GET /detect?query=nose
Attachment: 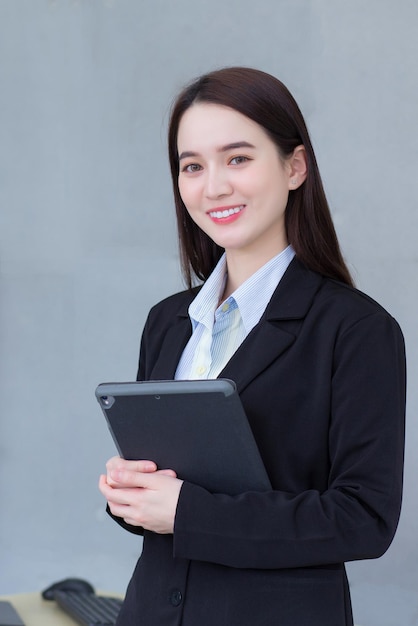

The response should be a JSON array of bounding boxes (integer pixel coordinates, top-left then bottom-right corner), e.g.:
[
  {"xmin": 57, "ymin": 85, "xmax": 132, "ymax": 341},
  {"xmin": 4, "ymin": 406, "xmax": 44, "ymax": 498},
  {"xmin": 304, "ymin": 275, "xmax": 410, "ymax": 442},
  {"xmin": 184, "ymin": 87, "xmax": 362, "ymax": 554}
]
[{"xmin": 204, "ymin": 165, "xmax": 233, "ymax": 199}]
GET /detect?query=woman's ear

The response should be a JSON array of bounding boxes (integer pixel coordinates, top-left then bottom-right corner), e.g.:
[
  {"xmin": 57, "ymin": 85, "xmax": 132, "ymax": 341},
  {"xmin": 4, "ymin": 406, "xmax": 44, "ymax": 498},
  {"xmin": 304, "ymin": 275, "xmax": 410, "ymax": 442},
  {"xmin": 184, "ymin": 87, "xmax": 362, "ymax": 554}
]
[{"xmin": 288, "ymin": 145, "xmax": 307, "ymax": 190}]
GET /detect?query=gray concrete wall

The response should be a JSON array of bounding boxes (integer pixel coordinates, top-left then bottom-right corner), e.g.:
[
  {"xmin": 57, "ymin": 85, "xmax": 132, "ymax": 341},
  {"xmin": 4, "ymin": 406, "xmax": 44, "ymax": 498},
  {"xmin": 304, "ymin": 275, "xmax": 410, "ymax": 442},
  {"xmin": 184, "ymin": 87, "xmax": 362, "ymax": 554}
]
[{"xmin": 1, "ymin": 2, "xmax": 417, "ymax": 624}]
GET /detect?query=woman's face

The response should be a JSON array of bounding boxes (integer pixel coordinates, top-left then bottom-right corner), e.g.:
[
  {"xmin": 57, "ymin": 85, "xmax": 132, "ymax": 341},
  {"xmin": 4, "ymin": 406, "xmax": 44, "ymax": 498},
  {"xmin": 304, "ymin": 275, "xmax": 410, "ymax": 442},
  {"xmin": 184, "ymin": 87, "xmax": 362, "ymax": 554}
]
[{"xmin": 177, "ymin": 103, "xmax": 294, "ymax": 261}]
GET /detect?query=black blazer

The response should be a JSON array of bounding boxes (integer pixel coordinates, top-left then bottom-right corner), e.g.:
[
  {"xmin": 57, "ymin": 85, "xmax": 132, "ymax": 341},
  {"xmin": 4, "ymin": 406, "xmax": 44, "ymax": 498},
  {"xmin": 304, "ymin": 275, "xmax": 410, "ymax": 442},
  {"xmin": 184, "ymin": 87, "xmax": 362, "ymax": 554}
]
[{"xmin": 113, "ymin": 258, "xmax": 406, "ymax": 626}]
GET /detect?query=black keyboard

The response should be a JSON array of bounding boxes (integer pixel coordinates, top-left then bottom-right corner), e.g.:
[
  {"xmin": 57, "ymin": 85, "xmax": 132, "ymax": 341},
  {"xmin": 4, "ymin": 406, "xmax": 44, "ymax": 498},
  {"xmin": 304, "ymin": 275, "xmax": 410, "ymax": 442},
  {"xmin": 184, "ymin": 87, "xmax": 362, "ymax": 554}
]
[{"xmin": 54, "ymin": 591, "xmax": 123, "ymax": 626}]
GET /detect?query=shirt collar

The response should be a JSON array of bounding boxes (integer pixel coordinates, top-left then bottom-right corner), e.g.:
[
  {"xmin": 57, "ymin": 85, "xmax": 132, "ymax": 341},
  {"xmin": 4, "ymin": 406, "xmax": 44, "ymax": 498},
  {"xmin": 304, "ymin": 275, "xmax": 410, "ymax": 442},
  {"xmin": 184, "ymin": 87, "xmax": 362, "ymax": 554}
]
[
  {"xmin": 188, "ymin": 245, "xmax": 295, "ymax": 333},
  {"xmin": 233, "ymin": 245, "xmax": 295, "ymax": 333},
  {"xmin": 188, "ymin": 255, "xmax": 227, "ymax": 331}
]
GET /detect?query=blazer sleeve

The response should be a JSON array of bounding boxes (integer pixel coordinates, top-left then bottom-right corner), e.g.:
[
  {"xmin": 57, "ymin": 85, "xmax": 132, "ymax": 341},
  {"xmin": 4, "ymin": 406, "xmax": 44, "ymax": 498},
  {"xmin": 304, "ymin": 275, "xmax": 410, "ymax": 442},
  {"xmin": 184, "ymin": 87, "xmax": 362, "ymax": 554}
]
[
  {"xmin": 104, "ymin": 311, "xmax": 155, "ymax": 536},
  {"xmin": 105, "ymin": 292, "xmax": 194, "ymax": 535},
  {"xmin": 173, "ymin": 311, "xmax": 406, "ymax": 569}
]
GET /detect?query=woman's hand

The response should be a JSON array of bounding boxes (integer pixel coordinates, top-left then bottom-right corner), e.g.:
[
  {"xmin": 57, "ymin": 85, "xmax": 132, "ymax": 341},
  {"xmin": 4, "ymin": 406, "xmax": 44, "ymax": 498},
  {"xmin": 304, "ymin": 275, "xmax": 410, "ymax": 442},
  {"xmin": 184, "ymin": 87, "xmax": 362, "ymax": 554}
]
[{"xmin": 98, "ymin": 456, "xmax": 183, "ymax": 534}]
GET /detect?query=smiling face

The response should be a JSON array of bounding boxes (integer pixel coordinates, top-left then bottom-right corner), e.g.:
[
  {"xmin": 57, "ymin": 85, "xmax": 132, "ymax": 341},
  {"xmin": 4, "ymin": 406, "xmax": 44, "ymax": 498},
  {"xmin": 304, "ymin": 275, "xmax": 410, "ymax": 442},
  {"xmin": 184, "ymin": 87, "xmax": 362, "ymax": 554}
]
[{"xmin": 177, "ymin": 103, "xmax": 295, "ymax": 265}]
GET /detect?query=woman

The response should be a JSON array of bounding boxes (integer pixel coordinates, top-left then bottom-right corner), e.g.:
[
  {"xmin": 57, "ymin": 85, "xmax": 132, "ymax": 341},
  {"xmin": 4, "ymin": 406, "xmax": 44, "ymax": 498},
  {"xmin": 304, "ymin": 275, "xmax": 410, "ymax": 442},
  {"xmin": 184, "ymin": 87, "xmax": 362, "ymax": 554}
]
[{"xmin": 99, "ymin": 67, "xmax": 406, "ymax": 625}]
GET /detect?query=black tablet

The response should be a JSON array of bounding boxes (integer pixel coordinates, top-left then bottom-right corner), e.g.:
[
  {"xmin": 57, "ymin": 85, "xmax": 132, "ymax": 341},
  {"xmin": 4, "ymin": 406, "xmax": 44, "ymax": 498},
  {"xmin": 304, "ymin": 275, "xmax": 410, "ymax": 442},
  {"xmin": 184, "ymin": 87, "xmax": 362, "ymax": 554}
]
[{"xmin": 95, "ymin": 379, "xmax": 271, "ymax": 495}]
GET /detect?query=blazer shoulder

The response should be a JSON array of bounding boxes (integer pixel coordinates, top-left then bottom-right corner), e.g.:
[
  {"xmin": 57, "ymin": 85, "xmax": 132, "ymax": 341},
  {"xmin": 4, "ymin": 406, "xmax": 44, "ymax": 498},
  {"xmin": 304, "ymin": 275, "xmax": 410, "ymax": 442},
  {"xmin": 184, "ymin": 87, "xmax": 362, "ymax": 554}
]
[
  {"xmin": 146, "ymin": 286, "xmax": 199, "ymax": 325},
  {"xmin": 270, "ymin": 257, "xmax": 401, "ymax": 332},
  {"xmin": 320, "ymin": 275, "xmax": 391, "ymax": 313},
  {"xmin": 317, "ymin": 275, "xmax": 403, "ymax": 334}
]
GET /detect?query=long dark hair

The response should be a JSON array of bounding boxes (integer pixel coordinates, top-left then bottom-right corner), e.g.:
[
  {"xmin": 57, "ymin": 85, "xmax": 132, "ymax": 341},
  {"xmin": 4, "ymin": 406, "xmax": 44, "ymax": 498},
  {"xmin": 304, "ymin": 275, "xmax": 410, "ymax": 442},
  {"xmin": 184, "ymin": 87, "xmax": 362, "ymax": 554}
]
[{"xmin": 168, "ymin": 67, "xmax": 354, "ymax": 288}]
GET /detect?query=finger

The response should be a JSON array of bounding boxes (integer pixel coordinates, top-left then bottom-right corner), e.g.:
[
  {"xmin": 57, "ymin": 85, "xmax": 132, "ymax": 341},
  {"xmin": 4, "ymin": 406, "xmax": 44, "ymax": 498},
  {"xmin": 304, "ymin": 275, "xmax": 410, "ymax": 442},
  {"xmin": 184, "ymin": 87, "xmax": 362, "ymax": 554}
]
[
  {"xmin": 109, "ymin": 468, "xmax": 169, "ymax": 489},
  {"xmin": 99, "ymin": 476, "xmax": 139, "ymax": 506},
  {"xmin": 98, "ymin": 474, "xmax": 113, "ymax": 498},
  {"xmin": 106, "ymin": 457, "xmax": 157, "ymax": 474},
  {"xmin": 108, "ymin": 500, "xmax": 132, "ymax": 521},
  {"xmin": 98, "ymin": 474, "xmax": 105, "ymax": 491},
  {"xmin": 131, "ymin": 459, "xmax": 158, "ymax": 472},
  {"xmin": 105, "ymin": 455, "xmax": 121, "ymax": 469},
  {"xmin": 108, "ymin": 468, "xmax": 147, "ymax": 487},
  {"xmin": 105, "ymin": 486, "xmax": 137, "ymax": 506},
  {"xmin": 106, "ymin": 459, "xmax": 158, "ymax": 487},
  {"xmin": 157, "ymin": 469, "xmax": 177, "ymax": 478}
]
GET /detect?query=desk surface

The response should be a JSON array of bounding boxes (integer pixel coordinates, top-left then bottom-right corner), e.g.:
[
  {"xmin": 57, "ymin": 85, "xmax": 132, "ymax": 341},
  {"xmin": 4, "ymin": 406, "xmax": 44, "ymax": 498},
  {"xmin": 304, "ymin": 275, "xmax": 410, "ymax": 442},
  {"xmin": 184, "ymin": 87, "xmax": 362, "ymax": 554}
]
[{"xmin": 0, "ymin": 592, "xmax": 122, "ymax": 626}]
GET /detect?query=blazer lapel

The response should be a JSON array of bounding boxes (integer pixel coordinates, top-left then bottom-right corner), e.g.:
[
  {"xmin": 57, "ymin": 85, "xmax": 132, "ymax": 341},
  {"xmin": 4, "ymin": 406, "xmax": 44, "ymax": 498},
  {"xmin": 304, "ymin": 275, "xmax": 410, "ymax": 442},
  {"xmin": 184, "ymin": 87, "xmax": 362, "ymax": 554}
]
[
  {"xmin": 220, "ymin": 259, "xmax": 324, "ymax": 394},
  {"xmin": 149, "ymin": 308, "xmax": 193, "ymax": 381},
  {"xmin": 220, "ymin": 323, "xmax": 296, "ymax": 394},
  {"xmin": 148, "ymin": 259, "xmax": 323, "ymax": 389}
]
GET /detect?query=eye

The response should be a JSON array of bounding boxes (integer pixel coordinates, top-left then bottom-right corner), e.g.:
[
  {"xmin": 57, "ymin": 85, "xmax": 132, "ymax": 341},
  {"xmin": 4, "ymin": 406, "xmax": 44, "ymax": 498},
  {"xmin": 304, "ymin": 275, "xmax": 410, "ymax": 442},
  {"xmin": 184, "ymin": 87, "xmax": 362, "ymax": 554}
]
[
  {"xmin": 229, "ymin": 156, "xmax": 250, "ymax": 165},
  {"xmin": 182, "ymin": 163, "xmax": 202, "ymax": 173}
]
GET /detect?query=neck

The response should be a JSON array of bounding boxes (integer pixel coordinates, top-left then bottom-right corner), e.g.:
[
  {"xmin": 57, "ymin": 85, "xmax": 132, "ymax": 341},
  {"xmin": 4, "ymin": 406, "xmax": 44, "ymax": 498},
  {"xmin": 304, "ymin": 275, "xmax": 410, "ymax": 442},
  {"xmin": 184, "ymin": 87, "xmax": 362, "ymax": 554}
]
[{"xmin": 222, "ymin": 242, "xmax": 288, "ymax": 299}]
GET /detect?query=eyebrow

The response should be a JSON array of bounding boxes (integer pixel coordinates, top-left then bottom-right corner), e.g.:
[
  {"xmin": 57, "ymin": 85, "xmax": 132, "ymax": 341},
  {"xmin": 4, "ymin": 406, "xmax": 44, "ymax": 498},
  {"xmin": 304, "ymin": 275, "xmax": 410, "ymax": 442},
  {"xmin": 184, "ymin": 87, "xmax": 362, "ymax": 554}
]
[{"xmin": 178, "ymin": 141, "xmax": 256, "ymax": 161}]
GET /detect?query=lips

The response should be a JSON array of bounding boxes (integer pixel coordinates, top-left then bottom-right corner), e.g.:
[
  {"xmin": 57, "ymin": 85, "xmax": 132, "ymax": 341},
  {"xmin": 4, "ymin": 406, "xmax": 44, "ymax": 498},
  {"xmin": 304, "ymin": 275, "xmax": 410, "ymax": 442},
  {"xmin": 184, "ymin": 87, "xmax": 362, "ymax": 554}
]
[{"xmin": 208, "ymin": 205, "xmax": 245, "ymax": 221}]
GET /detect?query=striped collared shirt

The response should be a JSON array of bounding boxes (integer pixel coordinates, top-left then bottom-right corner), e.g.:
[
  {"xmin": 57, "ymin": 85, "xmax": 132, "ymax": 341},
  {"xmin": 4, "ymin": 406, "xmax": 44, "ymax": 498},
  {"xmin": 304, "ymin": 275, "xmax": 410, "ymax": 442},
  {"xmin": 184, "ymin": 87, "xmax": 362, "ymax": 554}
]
[{"xmin": 175, "ymin": 245, "xmax": 295, "ymax": 380}]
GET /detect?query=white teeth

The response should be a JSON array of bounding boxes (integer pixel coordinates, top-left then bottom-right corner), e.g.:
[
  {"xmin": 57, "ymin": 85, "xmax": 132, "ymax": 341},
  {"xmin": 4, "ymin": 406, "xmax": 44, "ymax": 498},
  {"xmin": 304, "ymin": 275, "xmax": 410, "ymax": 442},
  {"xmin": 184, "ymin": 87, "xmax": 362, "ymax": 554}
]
[{"xmin": 209, "ymin": 205, "xmax": 244, "ymax": 219}]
